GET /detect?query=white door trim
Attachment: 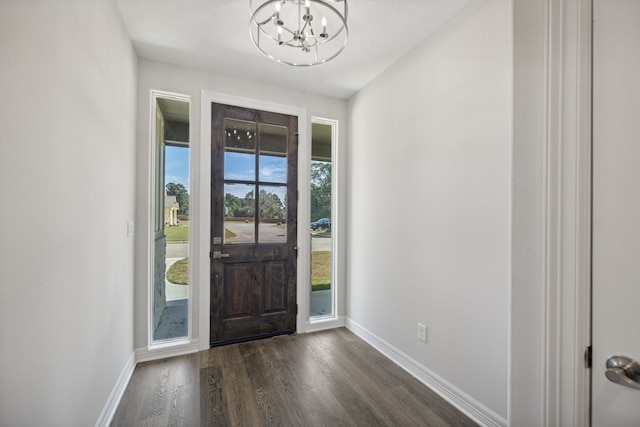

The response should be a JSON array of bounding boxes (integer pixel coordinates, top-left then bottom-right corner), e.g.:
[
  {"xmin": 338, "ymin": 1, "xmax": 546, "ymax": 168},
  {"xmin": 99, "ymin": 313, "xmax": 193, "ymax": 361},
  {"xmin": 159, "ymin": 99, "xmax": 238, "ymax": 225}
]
[
  {"xmin": 512, "ymin": 0, "xmax": 592, "ymax": 424},
  {"xmin": 199, "ymin": 90, "xmax": 308, "ymax": 350},
  {"xmin": 306, "ymin": 116, "xmax": 343, "ymax": 330},
  {"xmin": 544, "ymin": 0, "xmax": 592, "ymax": 425},
  {"xmin": 146, "ymin": 89, "xmax": 195, "ymax": 351}
]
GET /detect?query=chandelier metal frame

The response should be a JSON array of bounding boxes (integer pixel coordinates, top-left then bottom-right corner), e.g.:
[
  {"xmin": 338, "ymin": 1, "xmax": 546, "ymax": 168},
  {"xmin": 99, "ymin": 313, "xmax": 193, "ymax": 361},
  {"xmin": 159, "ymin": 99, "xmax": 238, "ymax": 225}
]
[{"xmin": 249, "ymin": 0, "xmax": 349, "ymax": 67}]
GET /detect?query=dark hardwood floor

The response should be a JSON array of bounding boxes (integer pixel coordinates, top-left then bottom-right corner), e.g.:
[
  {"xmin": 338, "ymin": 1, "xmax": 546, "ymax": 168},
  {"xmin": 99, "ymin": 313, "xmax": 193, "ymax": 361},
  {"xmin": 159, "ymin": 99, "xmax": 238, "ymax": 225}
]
[{"xmin": 111, "ymin": 328, "xmax": 478, "ymax": 426}]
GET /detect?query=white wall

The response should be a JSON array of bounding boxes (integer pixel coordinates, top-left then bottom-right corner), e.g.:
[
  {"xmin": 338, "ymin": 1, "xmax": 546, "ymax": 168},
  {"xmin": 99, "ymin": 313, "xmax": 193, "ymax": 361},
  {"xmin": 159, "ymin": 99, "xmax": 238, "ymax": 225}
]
[
  {"xmin": 134, "ymin": 59, "xmax": 348, "ymax": 349},
  {"xmin": 0, "ymin": 1, "xmax": 137, "ymax": 425},
  {"xmin": 347, "ymin": 0, "xmax": 511, "ymax": 420}
]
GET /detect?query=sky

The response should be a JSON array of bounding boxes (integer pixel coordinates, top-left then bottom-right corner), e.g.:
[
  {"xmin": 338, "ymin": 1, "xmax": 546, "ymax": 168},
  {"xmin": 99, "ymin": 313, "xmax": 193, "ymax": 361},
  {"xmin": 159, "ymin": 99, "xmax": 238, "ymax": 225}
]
[
  {"xmin": 165, "ymin": 146, "xmax": 189, "ymax": 191},
  {"xmin": 224, "ymin": 152, "xmax": 288, "ymax": 202},
  {"xmin": 164, "ymin": 146, "xmax": 288, "ymax": 202}
]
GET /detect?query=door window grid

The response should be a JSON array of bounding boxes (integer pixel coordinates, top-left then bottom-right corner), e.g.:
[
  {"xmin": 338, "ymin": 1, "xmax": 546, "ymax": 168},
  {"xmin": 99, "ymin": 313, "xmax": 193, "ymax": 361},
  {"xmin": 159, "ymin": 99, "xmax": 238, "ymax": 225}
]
[{"xmin": 223, "ymin": 119, "xmax": 288, "ymax": 245}]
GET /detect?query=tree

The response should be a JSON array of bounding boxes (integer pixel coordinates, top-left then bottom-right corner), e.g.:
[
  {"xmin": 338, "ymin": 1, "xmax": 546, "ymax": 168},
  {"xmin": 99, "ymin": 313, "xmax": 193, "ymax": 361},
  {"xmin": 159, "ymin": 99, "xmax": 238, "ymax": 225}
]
[
  {"xmin": 224, "ymin": 189, "xmax": 284, "ymax": 220},
  {"xmin": 311, "ymin": 161, "xmax": 331, "ymax": 221},
  {"xmin": 224, "ymin": 191, "xmax": 254, "ymax": 218},
  {"xmin": 166, "ymin": 182, "xmax": 189, "ymax": 216},
  {"xmin": 259, "ymin": 190, "xmax": 285, "ymax": 219},
  {"xmin": 242, "ymin": 190, "xmax": 255, "ymax": 217},
  {"xmin": 224, "ymin": 193, "xmax": 241, "ymax": 217}
]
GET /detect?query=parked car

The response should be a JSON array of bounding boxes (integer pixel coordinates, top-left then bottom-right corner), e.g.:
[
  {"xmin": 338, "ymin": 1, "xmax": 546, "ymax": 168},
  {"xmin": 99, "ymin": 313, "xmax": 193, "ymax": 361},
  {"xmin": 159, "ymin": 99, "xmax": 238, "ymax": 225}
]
[{"xmin": 311, "ymin": 218, "xmax": 331, "ymax": 230}]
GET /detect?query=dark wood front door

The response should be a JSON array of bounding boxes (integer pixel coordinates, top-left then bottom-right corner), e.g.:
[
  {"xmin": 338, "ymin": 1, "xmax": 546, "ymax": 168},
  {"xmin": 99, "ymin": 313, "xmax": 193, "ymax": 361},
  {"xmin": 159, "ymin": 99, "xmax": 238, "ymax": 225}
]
[{"xmin": 210, "ymin": 103, "xmax": 298, "ymax": 346}]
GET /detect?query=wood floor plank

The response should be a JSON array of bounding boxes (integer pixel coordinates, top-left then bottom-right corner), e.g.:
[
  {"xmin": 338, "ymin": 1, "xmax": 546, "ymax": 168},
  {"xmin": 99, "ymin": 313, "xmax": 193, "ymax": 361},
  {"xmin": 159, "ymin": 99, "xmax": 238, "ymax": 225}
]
[
  {"xmin": 218, "ymin": 344, "xmax": 262, "ymax": 427},
  {"xmin": 111, "ymin": 328, "xmax": 479, "ymax": 427},
  {"xmin": 312, "ymin": 329, "xmax": 479, "ymax": 426},
  {"xmin": 391, "ymin": 384, "xmax": 457, "ymax": 427},
  {"xmin": 309, "ymin": 333, "xmax": 421, "ymax": 425},
  {"xmin": 200, "ymin": 365, "xmax": 229, "ymax": 426},
  {"xmin": 280, "ymin": 334, "xmax": 357, "ymax": 427},
  {"xmin": 296, "ymin": 333, "xmax": 392, "ymax": 426},
  {"xmin": 263, "ymin": 335, "xmax": 334, "ymax": 426},
  {"xmin": 111, "ymin": 361, "xmax": 170, "ymax": 427},
  {"xmin": 242, "ymin": 340, "xmax": 294, "ymax": 426},
  {"xmin": 258, "ymin": 337, "xmax": 309, "ymax": 426},
  {"xmin": 166, "ymin": 385, "xmax": 182, "ymax": 427}
]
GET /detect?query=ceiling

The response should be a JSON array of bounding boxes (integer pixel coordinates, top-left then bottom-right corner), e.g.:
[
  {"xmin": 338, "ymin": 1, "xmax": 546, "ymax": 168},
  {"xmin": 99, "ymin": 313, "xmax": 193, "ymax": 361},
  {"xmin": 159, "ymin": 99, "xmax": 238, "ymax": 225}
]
[
  {"xmin": 157, "ymin": 97, "xmax": 189, "ymax": 123},
  {"xmin": 116, "ymin": 0, "xmax": 473, "ymax": 99}
]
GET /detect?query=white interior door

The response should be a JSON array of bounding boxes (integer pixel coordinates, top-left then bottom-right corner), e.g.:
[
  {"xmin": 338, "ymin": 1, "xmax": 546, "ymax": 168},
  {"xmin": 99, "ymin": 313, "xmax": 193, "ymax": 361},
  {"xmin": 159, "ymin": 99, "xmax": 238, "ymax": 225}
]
[{"xmin": 592, "ymin": 1, "xmax": 640, "ymax": 425}]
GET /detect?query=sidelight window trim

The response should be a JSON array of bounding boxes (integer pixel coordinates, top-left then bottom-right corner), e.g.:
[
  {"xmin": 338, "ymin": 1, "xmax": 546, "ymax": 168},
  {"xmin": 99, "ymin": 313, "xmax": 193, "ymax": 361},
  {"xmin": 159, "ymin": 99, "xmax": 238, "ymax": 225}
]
[
  {"xmin": 307, "ymin": 116, "xmax": 341, "ymax": 329},
  {"xmin": 147, "ymin": 89, "xmax": 195, "ymax": 352}
]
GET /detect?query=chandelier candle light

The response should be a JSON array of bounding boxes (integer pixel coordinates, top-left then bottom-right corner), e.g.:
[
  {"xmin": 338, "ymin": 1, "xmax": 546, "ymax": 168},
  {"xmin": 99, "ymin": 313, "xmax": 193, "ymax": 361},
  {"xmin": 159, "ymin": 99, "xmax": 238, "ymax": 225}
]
[{"xmin": 250, "ymin": 0, "xmax": 348, "ymax": 66}]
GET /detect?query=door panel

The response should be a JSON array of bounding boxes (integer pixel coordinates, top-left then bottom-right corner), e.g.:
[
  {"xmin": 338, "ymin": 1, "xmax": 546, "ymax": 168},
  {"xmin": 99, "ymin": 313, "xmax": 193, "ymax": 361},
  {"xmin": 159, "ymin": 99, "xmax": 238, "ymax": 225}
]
[
  {"xmin": 592, "ymin": 1, "xmax": 640, "ymax": 425},
  {"xmin": 222, "ymin": 263, "xmax": 254, "ymax": 318},
  {"xmin": 263, "ymin": 261, "xmax": 287, "ymax": 312},
  {"xmin": 210, "ymin": 103, "xmax": 298, "ymax": 346}
]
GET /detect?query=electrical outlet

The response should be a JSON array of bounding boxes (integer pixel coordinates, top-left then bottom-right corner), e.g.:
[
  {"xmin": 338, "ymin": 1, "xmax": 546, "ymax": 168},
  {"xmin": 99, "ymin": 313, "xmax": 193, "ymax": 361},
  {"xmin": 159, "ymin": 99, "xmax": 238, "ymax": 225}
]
[{"xmin": 418, "ymin": 323, "xmax": 427, "ymax": 342}]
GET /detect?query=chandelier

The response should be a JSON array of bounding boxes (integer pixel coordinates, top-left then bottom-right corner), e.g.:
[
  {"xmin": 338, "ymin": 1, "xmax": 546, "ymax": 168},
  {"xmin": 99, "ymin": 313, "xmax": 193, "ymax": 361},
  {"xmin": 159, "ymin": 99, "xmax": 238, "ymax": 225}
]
[{"xmin": 249, "ymin": 0, "xmax": 349, "ymax": 67}]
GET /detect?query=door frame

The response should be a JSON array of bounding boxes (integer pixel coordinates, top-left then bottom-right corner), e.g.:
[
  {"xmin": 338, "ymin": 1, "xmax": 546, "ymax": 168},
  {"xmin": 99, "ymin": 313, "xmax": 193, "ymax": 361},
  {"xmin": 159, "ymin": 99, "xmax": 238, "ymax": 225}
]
[
  {"xmin": 512, "ymin": 0, "xmax": 592, "ymax": 424},
  {"xmin": 199, "ymin": 91, "xmax": 309, "ymax": 350}
]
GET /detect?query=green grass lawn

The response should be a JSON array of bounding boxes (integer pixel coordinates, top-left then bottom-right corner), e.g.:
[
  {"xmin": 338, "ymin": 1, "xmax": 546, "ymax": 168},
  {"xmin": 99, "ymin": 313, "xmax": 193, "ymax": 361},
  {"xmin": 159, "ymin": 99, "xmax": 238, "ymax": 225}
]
[
  {"xmin": 165, "ymin": 225, "xmax": 189, "ymax": 242},
  {"xmin": 225, "ymin": 228, "xmax": 236, "ymax": 239},
  {"xmin": 165, "ymin": 225, "xmax": 234, "ymax": 242},
  {"xmin": 166, "ymin": 257, "xmax": 189, "ymax": 285},
  {"xmin": 311, "ymin": 251, "xmax": 331, "ymax": 291}
]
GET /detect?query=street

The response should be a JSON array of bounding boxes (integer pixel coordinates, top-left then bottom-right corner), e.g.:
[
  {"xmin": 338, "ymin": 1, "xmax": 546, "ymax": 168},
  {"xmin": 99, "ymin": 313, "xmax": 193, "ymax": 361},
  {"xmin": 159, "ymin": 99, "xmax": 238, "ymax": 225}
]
[{"xmin": 165, "ymin": 228, "xmax": 331, "ymax": 254}]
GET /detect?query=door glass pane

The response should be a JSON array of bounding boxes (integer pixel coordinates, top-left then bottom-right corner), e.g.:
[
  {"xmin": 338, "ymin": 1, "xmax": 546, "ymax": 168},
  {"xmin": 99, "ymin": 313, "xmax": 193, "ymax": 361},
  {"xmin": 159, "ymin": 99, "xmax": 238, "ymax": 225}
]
[
  {"xmin": 225, "ymin": 119, "xmax": 256, "ymax": 181},
  {"xmin": 258, "ymin": 185, "xmax": 287, "ymax": 243},
  {"xmin": 259, "ymin": 123, "xmax": 287, "ymax": 183},
  {"xmin": 224, "ymin": 184, "xmax": 256, "ymax": 244},
  {"xmin": 310, "ymin": 122, "xmax": 333, "ymax": 318},
  {"xmin": 222, "ymin": 120, "xmax": 290, "ymax": 245}
]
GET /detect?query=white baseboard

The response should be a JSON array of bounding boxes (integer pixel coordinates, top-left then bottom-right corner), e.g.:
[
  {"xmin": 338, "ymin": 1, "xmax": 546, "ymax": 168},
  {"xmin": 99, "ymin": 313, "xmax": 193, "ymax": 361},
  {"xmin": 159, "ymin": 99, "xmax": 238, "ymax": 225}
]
[
  {"xmin": 135, "ymin": 339, "xmax": 200, "ymax": 363},
  {"xmin": 95, "ymin": 351, "xmax": 136, "ymax": 427},
  {"xmin": 304, "ymin": 315, "xmax": 346, "ymax": 333},
  {"xmin": 345, "ymin": 318, "xmax": 507, "ymax": 427}
]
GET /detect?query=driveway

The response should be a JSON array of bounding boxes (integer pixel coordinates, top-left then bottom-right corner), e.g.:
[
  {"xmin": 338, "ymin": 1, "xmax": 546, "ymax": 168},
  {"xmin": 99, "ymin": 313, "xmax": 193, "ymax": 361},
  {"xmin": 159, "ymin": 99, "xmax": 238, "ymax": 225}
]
[
  {"xmin": 166, "ymin": 241, "xmax": 188, "ymax": 258},
  {"xmin": 166, "ymin": 229, "xmax": 331, "ymax": 252},
  {"xmin": 312, "ymin": 235, "xmax": 332, "ymax": 252}
]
